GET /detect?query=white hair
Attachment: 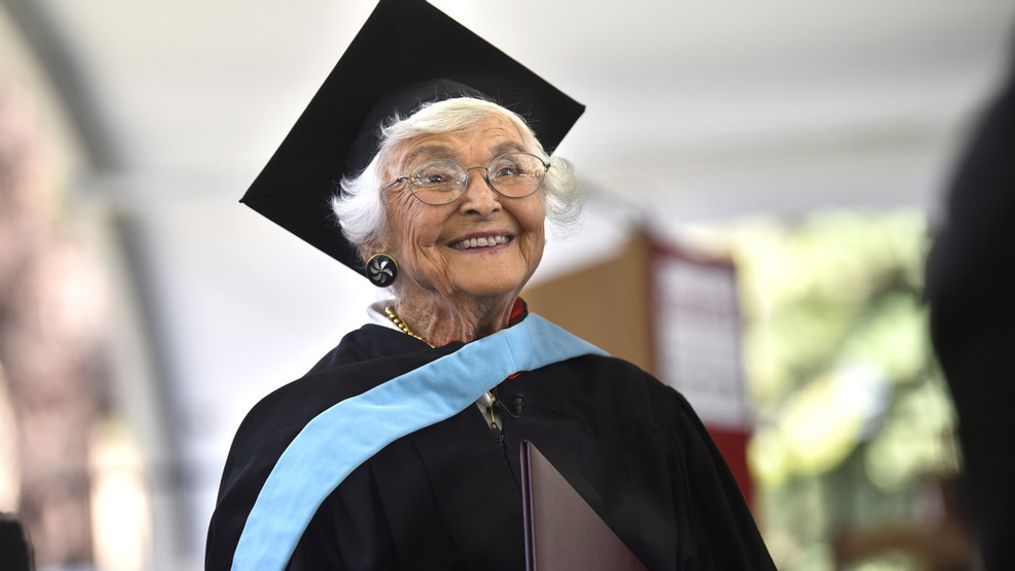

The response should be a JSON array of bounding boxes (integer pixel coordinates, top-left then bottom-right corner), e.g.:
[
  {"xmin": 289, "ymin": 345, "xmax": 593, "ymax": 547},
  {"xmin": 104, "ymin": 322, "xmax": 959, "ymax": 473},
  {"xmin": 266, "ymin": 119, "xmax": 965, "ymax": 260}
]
[{"xmin": 332, "ymin": 97, "xmax": 582, "ymax": 252}]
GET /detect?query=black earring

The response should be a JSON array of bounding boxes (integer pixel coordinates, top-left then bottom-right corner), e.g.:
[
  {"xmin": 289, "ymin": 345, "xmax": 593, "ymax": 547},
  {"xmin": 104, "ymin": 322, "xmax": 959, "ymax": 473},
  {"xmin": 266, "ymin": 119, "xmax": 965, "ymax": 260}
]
[{"xmin": 365, "ymin": 253, "xmax": 398, "ymax": 287}]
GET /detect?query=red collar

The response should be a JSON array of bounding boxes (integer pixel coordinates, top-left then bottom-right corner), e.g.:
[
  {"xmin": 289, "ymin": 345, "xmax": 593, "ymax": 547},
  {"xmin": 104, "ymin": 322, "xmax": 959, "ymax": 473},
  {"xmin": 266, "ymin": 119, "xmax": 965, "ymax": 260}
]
[
  {"xmin": 438, "ymin": 298, "xmax": 528, "ymax": 347},
  {"xmin": 507, "ymin": 297, "xmax": 528, "ymax": 327}
]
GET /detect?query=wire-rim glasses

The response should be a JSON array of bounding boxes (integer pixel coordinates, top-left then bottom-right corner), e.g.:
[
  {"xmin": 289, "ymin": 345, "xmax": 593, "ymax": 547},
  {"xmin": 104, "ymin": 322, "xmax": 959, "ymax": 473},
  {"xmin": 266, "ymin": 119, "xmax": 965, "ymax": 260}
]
[{"xmin": 382, "ymin": 152, "xmax": 551, "ymax": 205}]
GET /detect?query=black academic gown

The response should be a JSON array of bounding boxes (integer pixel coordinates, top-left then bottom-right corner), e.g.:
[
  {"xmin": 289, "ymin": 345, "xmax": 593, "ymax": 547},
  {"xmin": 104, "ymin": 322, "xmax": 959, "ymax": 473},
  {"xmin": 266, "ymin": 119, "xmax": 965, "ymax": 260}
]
[{"xmin": 206, "ymin": 321, "xmax": 775, "ymax": 570}]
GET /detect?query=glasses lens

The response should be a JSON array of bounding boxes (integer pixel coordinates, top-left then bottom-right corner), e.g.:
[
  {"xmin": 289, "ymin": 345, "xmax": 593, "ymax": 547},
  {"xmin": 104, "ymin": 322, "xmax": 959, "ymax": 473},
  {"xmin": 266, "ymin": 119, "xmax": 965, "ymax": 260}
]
[
  {"xmin": 487, "ymin": 153, "xmax": 547, "ymax": 197},
  {"xmin": 408, "ymin": 160, "xmax": 467, "ymax": 204}
]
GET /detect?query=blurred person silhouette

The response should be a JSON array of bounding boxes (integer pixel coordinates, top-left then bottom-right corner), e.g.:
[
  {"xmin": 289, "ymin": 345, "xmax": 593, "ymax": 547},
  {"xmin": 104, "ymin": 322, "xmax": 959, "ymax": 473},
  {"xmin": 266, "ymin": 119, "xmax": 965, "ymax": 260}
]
[
  {"xmin": 0, "ymin": 514, "xmax": 33, "ymax": 571},
  {"xmin": 926, "ymin": 31, "xmax": 1015, "ymax": 571}
]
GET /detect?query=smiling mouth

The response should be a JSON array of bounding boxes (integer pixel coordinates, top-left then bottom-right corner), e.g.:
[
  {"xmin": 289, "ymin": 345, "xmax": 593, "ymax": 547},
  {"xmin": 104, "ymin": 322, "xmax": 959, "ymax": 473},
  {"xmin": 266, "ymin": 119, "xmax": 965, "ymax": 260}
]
[{"xmin": 448, "ymin": 234, "xmax": 513, "ymax": 251}]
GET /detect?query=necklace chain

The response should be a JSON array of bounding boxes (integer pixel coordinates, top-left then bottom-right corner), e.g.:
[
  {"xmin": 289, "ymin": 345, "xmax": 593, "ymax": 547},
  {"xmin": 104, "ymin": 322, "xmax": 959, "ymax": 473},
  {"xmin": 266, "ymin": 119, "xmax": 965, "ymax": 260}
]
[
  {"xmin": 384, "ymin": 306, "xmax": 435, "ymax": 348},
  {"xmin": 384, "ymin": 305, "xmax": 501, "ymax": 431}
]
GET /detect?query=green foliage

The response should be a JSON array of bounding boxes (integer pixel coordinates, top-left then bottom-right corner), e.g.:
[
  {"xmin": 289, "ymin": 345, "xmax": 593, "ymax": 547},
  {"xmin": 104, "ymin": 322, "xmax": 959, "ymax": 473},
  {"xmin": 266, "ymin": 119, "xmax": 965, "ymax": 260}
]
[{"xmin": 693, "ymin": 211, "xmax": 958, "ymax": 570}]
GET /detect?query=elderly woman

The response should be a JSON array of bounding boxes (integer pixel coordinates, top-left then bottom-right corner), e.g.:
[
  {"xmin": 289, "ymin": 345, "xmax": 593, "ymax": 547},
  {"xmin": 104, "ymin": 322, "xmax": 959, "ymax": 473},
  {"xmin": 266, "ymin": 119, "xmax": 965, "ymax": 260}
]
[
  {"xmin": 206, "ymin": 1, "xmax": 774, "ymax": 570},
  {"xmin": 338, "ymin": 98, "xmax": 576, "ymax": 343}
]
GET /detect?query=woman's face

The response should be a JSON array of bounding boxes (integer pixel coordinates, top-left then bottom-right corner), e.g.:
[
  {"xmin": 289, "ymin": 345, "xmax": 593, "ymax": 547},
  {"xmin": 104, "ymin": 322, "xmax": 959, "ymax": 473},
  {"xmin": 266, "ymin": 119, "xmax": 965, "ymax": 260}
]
[{"xmin": 379, "ymin": 113, "xmax": 546, "ymax": 301}]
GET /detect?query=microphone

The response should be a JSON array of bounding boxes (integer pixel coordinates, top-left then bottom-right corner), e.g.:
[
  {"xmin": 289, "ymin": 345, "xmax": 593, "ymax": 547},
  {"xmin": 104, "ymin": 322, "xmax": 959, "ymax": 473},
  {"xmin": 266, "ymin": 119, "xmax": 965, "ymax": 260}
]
[
  {"xmin": 496, "ymin": 393, "xmax": 525, "ymax": 418},
  {"xmin": 511, "ymin": 394, "xmax": 525, "ymax": 417}
]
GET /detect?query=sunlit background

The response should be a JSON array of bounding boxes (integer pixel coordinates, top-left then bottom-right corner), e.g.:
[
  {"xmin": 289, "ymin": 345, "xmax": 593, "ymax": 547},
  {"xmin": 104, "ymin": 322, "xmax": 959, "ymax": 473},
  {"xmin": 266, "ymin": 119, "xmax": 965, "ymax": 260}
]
[{"xmin": 1, "ymin": 1, "xmax": 1012, "ymax": 569}]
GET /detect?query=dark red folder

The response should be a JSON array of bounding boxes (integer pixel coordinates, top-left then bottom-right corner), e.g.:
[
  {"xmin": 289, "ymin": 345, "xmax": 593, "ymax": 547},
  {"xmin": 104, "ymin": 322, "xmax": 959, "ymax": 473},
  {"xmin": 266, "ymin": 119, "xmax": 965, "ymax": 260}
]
[{"xmin": 520, "ymin": 441, "xmax": 649, "ymax": 571}]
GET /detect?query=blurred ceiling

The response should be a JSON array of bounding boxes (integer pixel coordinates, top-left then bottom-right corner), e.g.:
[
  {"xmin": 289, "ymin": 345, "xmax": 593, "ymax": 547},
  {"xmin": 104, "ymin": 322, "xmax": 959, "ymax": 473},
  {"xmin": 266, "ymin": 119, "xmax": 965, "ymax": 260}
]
[{"xmin": 6, "ymin": 0, "xmax": 1014, "ymax": 208}]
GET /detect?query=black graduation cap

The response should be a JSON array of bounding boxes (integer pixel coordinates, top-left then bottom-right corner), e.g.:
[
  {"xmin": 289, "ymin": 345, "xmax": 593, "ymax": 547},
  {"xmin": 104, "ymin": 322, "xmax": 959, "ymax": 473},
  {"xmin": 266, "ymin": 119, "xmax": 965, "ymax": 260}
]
[{"xmin": 240, "ymin": 0, "xmax": 585, "ymax": 276}]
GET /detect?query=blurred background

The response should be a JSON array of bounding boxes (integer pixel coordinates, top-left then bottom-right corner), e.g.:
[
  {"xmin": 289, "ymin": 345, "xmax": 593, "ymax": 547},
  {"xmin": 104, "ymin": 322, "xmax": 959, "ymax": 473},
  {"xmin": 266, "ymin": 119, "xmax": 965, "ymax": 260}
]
[{"xmin": 1, "ymin": 0, "xmax": 1012, "ymax": 569}]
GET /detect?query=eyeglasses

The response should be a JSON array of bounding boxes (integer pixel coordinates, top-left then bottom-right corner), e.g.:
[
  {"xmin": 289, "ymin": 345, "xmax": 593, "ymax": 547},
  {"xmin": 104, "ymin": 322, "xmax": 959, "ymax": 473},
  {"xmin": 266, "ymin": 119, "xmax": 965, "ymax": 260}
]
[{"xmin": 382, "ymin": 152, "xmax": 551, "ymax": 205}]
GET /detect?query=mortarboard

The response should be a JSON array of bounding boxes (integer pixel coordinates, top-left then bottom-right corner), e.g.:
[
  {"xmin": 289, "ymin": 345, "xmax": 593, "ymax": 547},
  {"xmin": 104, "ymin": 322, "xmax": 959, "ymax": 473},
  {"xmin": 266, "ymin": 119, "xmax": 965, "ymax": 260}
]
[{"xmin": 240, "ymin": 0, "xmax": 585, "ymax": 277}]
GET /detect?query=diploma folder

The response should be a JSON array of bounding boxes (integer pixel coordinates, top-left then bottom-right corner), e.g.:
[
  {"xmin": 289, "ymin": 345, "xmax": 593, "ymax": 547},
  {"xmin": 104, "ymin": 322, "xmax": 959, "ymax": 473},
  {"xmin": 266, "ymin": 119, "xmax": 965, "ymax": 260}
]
[{"xmin": 520, "ymin": 441, "xmax": 649, "ymax": 571}]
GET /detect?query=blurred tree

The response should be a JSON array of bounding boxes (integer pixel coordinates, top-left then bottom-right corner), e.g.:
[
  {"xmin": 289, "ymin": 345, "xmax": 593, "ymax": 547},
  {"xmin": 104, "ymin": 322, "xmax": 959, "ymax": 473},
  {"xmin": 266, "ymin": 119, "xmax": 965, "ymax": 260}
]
[{"xmin": 694, "ymin": 212, "xmax": 966, "ymax": 570}]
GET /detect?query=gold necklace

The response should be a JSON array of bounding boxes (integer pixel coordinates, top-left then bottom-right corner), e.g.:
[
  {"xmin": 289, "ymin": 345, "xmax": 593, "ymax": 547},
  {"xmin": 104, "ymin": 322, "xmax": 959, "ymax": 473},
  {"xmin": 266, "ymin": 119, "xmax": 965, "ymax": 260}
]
[
  {"xmin": 384, "ymin": 305, "xmax": 501, "ymax": 431},
  {"xmin": 384, "ymin": 306, "xmax": 435, "ymax": 348}
]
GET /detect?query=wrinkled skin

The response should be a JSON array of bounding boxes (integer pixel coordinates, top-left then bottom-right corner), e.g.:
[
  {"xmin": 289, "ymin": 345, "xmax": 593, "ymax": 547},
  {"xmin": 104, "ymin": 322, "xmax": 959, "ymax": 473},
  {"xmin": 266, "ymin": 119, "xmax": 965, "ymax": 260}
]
[{"xmin": 367, "ymin": 113, "xmax": 546, "ymax": 344}]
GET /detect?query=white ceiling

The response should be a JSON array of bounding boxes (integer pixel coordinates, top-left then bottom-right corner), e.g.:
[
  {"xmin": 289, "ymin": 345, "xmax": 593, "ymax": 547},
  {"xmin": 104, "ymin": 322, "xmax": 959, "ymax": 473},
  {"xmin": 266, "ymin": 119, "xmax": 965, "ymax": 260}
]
[
  {"xmin": 19, "ymin": 0, "xmax": 1011, "ymax": 282},
  {"xmin": 27, "ymin": 0, "xmax": 1015, "ymax": 201}
]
